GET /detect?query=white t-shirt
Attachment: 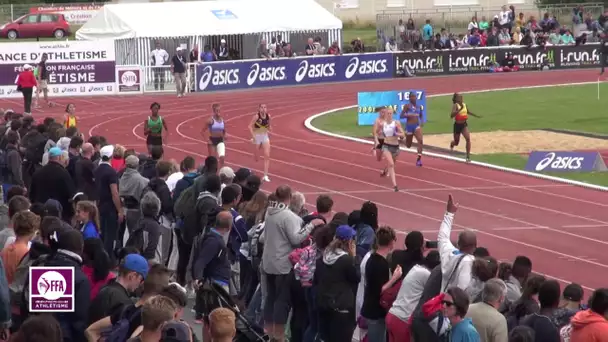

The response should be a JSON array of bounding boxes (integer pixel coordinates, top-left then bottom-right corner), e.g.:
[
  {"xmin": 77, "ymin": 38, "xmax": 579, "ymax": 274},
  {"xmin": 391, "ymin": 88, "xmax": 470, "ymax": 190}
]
[
  {"xmin": 151, "ymin": 48, "xmax": 169, "ymax": 66},
  {"xmin": 499, "ymin": 11, "xmax": 510, "ymax": 25},
  {"xmin": 389, "ymin": 264, "xmax": 432, "ymax": 321},
  {"xmin": 166, "ymin": 172, "xmax": 184, "ymax": 192}
]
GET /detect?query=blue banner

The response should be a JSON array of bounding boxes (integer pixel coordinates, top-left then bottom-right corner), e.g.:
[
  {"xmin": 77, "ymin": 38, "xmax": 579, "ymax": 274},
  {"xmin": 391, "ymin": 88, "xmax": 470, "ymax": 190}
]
[
  {"xmin": 196, "ymin": 53, "xmax": 394, "ymax": 92},
  {"xmin": 357, "ymin": 90, "xmax": 427, "ymax": 125},
  {"xmin": 525, "ymin": 151, "xmax": 607, "ymax": 172}
]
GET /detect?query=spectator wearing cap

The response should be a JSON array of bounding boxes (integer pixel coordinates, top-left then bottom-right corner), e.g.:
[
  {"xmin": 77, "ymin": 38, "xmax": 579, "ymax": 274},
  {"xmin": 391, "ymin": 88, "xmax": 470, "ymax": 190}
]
[
  {"xmin": 86, "ymin": 263, "xmax": 171, "ymax": 340},
  {"xmin": 16, "ymin": 64, "xmax": 37, "ymax": 114},
  {"xmin": 219, "ymin": 166, "xmax": 235, "ymax": 188},
  {"xmin": 20, "ymin": 229, "xmax": 91, "ymax": 342},
  {"xmin": 314, "ymin": 225, "xmax": 359, "ymax": 342},
  {"xmin": 568, "ymin": 288, "xmax": 608, "ymax": 342},
  {"xmin": 29, "ymin": 146, "xmax": 76, "ymax": 222},
  {"xmin": 215, "ymin": 39, "xmax": 229, "ymax": 60},
  {"xmin": 87, "ymin": 253, "xmax": 149, "ymax": 325},
  {"xmin": 95, "ymin": 145, "xmax": 124, "ymax": 258},
  {"xmin": 465, "ymin": 278, "xmax": 508, "ymax": 342},
  {"xmin": 552, "ymin": 283, "xmax": 584, "ymax": 328},
  {"xmin": 520, "ymin": 280, "xmax": 561, "ymax": 342},
  {"xmin": 119, "ymin": 154, "xmax": 149, "ymax": 236},
  {"xmin": 172, "ymin": 47, "xmax": 187, "ymax": 98},
  {"xmin": 74, "ymin": 142, "xmax": 96, "ymax": 200}
]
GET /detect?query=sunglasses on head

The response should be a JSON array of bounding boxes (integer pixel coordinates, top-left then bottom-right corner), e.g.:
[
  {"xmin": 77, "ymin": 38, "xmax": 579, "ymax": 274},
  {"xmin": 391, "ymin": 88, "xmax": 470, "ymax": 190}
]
[{"xmin": 442, "ymin": 300, "xmax": 454, "ymax": 307}]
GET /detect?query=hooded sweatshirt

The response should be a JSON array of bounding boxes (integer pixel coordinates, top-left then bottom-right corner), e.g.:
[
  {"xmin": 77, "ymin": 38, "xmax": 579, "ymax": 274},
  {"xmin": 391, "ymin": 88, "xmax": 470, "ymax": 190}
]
[
  {"xmin": 261, "ymin": 200, "xmax": 315, "ymax": 275},
  {"xmin": 313, "ymin": 248, "xmax": 360, "ymax": 311},
  {"xmin": 119, "ymin": 168, "xmax": 150, "ymax": 209},
  {"xmin": 569, "ymin": 309, "xmax": 608, "ymax": 342}
]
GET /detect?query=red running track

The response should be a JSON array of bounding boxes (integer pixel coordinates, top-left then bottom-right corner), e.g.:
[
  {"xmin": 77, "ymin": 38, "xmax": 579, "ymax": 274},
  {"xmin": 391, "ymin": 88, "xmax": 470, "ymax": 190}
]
[{"xmin": 4, "ymin": 69, "xmax": 608, "ymax": 295}]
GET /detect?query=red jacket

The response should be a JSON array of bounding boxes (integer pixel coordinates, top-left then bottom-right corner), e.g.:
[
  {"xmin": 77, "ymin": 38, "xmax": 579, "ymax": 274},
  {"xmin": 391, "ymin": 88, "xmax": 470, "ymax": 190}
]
[{"xmin": 17, "ymin": 70, "xmax": 37, "ymax": 88}]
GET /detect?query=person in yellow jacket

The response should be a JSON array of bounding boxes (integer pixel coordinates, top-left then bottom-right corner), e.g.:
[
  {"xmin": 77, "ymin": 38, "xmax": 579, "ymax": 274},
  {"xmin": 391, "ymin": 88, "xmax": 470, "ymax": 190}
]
[{"xmin": 64, "ymin": 103, "xmax": 78, "ymax": 128}]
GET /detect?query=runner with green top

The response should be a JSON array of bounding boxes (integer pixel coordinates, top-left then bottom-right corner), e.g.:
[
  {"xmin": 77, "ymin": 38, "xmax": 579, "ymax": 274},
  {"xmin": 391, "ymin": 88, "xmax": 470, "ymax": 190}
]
[{"xmin": 144, "ymin": 102, "xmax": 168, "ymax": 153}]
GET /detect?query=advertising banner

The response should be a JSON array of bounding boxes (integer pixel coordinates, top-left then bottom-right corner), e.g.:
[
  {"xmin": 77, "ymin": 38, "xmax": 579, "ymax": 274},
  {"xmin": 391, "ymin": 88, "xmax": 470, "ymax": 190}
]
[
  {"xmin": 29, "ymin": 5, "xmax": 102, "ymax": 25},
  {"xmin": 116, "ymin": 66, "xmax": 144, "ymax": 94},
  {"xmin": 525, "ymin": 151, "xmax": 607, "ymax": 172},
  {"xmin": 0, "ymin": 41, "xmax": 116, "ymax": 98},
  {"xmin": 196, "ymin": 52, "xmax": 394, "ymax": 92},
  {"xmin": 357, "ymin": 90, "xmax": 427, "ymax": 125},
  {"xmin": 393, "ymin": 44, "xmax": 600, "ymax": 76}
]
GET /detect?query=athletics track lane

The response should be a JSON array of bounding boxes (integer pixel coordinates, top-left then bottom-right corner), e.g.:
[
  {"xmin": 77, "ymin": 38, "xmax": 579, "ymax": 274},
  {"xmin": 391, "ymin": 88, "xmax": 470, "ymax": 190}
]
[{"xmin": 5, "ymin": 68, "xmax": 606, "ymax": 295}]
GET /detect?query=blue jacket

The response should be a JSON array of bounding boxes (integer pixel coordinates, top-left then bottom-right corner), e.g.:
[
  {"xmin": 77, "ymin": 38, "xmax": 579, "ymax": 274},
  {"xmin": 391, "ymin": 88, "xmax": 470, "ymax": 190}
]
[
  {"xmin": 228, "ymin": 208, "xmax": 248, "ymax": 260},
  {"xmin": 355, "ymin": 223, "xmax": 375, "ymax": 259},
  {"xmin": 450, "ymin": 318, "xmax": 481, "ymax": 342},
  {"xmin": 81, "ymin": 221, "xmax": 99, "ymax": 239}
]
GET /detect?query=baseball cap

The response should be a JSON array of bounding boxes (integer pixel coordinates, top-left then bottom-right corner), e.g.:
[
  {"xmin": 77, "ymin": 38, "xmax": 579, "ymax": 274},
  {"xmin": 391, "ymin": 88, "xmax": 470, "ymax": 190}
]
[
  {"xmin": 123, "ymin": 254, "xmax": 148, "ymax": 279},
  {"xmin": 100, "ymin": 145, "xmax": 114, "ymax": 159},
  {"xmin": 234, "ymin": 168, "xmax": 251, "ymax": 183},
  {"xmin": 220, "ymin": 38, "xmax": 226, "ymax": 43},
  {"xmin": 125, "ymin": 155, "xmax": 139, "ymax": 168},
  {"xmin": 161, "ymin": 321, "xmax": 191, "ymax": 342},
  {"xmin": 219, "ymin": 166, "xmax": 235, "ymax": 179},
  {"xmin": 48, "ymin": 147, "xmax": 63, "ymax": 158},
  {"xmin": 563, "ymin": 283, "xmax": 584, "ymax": 302},
  {"xmin": 23, "ymin": 64, "xmax": 32, "ymax": 70},
  {"xmin": 176, "ymin": 47, "xmax": 182, "ymax": 52},
  {"xmin": 335, "ymin": 225, "xmax": 356, "ymax": 241}
]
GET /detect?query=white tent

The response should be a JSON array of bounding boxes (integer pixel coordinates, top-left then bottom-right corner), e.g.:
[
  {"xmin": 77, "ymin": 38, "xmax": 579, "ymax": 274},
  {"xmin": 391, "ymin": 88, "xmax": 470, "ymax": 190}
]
[{"xmin": 76, "ymin": 0, "xmax": 343, "ymax": 40}]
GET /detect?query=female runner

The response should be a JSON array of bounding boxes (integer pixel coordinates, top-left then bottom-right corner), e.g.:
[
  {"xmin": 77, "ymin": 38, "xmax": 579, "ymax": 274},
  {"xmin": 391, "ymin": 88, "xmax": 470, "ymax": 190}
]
[
  {"xmin": 450, "ymin": 93, "xmax": 481, "ymax": 162},
  {"xmin": 373, "ymin": 107, "xmax": 389, "ymax": 176},
  {"xmin": 143, "ymin": 102, "xmax": 168, "ymax": 153},
  {"xmin": 201, "ymin": 103, "xmax": 226, "ymax": 167},
  {"xmin": 400, "ymin": 92, "xmax": 424, "ymax": 167},
  {"xmin": 249, "ymin": 104, "xmax": 271, "ymax": 182},
  {"xmin": 380, "ymin": 107, "xmax": 405, "ymax": 192},
  {"xmin": 64, "ymin": 103, "xmax": 78, "ymax": 129}
]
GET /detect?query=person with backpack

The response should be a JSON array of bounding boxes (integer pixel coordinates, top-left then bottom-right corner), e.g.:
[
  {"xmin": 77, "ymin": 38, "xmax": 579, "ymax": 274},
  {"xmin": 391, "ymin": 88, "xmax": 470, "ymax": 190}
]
[
  {"xmin": 191, "ymin": 211, "xmax": 233, "ymax": 340},
  {"xmin": 85, "ymin": 264, "xmax": 172, "ymax": 342},
  {"xmin": 126, "ymin": 191, "xmax": 163, "ymax": 264},
  {"xmin": 87, "ymin": 253, "xmax": 149, "ymax": 325},
  {"xmin": 9, "ymin": 216, "xmax": 70, "ymax": 331},
  {"xmin": 313, "ymin": 225, "xmax": 360, "ymax": 342},
  {"xmin": 120, "ymin": 155, "xmax": 150, "ymax": 238},
  {"xmin": 19, "ymin": 229, "xmax": 91, "ymax": 342},
  {"xmin": 2, "ymin": 131, "xmax": 24, "ymax": 200}
]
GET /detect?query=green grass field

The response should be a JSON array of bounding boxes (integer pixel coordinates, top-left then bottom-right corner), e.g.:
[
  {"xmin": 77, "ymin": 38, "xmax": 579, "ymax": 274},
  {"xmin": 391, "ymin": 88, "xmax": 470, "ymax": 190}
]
[{"xmin": 310, "ymin": 84, "xmax": 608, "ymax": 187}]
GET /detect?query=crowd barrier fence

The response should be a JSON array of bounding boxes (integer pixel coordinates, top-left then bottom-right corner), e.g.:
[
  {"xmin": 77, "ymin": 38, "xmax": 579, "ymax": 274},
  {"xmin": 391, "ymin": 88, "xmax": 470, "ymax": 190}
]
[{"xmin": 0, "ymin": 43, "xmax": 602, "ymax": 100}]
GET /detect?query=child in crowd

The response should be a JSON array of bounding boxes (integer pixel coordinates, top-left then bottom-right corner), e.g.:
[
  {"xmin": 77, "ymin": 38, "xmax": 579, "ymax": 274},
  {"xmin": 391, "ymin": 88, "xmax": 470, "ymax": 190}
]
[
  {"xmin": 208, "ymin": 308, "xmax": 237, "ymax": 342},
  {"xmin": 76, "ymin": 200, "xmax": 101, "ymax": 239},
  {"xmin": 0, "ymin": 211, "xmax": 40, "ymax": 284}
]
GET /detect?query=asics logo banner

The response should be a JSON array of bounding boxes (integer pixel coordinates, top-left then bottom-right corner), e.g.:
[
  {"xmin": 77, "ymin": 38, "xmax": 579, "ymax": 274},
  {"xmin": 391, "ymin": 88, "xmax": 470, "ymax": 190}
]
[
  {"xmin": 198, "ymin": 65, "xmax": 240, "ymax": 90},
  {"xmin": 194, "ymin": 53, "xmax": 394, "ymax": 92},
  {"xmin": 344, "ymin": 57, "xmax": 387, "ymax": 79},
  {"xmin": 525, "ymin": 151, "xmax": 605, "ymax": 173},
  {"xmin": 247, "ymin": 63, "xmax": 286, "ymax": 86},
  {"xmin": 295, "ymin": 60, "xmax": 335, "ymax": 83}
]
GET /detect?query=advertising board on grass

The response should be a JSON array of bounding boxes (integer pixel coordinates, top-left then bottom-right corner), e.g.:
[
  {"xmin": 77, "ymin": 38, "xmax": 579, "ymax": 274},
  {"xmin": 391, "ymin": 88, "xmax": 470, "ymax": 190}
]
[{"xmin": 0, "ymin": 40, "xmax": 116, "ymax": 98}]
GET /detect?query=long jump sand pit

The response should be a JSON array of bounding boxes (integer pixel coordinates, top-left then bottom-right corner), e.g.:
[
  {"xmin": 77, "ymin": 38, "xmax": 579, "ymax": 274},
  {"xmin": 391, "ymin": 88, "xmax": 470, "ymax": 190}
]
[{"xmin": 424, "ymin": 130, "xmax": 608, "ymax": 154}]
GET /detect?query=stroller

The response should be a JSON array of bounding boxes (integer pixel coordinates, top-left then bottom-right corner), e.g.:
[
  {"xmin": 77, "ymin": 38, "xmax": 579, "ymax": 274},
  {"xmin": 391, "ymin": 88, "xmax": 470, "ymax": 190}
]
[{"xmin": 204, "ymin": 282, "xmax": 270, "ymax": 342}]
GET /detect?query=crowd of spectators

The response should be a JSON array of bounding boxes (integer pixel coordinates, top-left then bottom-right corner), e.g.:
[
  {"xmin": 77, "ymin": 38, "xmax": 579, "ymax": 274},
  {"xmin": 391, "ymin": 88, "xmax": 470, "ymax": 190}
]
[
  {"xmin": 389, "ymin": 5, "xmax": 608, "ymax": 51},
  {"xmin": 0, "ymin": 107, "xmax": 608, "ymax": 342}
]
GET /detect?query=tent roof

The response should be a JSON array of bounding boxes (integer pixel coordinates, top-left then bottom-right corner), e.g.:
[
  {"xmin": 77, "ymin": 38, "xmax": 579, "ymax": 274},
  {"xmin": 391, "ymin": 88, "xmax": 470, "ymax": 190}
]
[{"xmin": 76, "ymin": 0, "xmax": 342, "ymax": 40}]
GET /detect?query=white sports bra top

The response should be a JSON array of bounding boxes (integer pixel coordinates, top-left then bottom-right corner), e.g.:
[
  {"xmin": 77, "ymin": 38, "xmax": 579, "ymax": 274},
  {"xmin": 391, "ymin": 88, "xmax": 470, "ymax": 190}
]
[{"xmin": 382, "ymin": 120, "xmax": 397, "ymax": 137}]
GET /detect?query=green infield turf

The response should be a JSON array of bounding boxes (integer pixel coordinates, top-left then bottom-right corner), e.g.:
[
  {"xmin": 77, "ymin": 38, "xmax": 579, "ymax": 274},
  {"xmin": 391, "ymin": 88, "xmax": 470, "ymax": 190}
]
[{"xmin": 310, "ymin": 83, "xmax": 608, "ymax": 187}]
